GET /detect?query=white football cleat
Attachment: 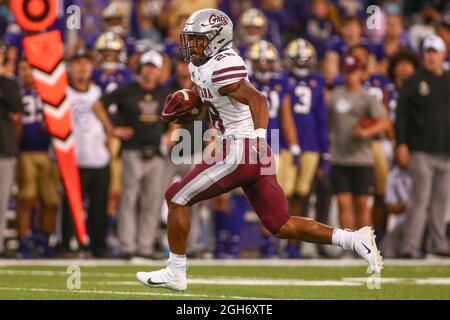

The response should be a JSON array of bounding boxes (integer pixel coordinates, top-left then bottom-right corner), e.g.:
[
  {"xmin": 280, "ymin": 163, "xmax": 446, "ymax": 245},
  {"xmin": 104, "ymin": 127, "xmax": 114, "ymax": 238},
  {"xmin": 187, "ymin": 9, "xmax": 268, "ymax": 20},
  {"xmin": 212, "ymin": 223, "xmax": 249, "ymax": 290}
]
[
  {"xmin": 136, "ymin": 266, "xmax": 187, "ymax": 292},
  {"xmin": 353, "ymin": 226, "xmax": 383, "ymax": 274}
]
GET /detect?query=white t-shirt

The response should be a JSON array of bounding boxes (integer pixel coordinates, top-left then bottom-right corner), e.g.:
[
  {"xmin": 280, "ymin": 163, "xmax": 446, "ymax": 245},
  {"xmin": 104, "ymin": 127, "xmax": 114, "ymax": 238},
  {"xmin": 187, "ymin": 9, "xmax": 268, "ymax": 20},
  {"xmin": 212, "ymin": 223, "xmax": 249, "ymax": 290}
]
[
  {"xmin": 68, "ymin": 84, "xmax": 110, "ymax": 168},
  {"xmin": 188, "ymin": 48, "xmax": 255, "ymax": 138}
]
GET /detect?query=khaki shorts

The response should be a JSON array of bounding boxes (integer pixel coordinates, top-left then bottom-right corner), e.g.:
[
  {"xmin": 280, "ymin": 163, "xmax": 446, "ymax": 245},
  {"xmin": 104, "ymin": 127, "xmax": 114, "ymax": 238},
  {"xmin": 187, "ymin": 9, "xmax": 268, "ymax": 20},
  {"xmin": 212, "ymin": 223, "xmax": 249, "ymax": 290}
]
[
  {"xmin": 16, "ymin": 152, "xmax": 60, "ymax": 206},
  {"xmin": 275, "ymin": 150, "xmax": 320, "ymax": 197}
]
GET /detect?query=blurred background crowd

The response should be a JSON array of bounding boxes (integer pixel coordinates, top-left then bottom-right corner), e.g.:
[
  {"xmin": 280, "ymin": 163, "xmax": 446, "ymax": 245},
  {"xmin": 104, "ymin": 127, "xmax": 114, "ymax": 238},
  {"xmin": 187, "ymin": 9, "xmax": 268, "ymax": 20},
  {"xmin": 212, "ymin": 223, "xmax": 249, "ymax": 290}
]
[{"xmin": 0, "ymin": 0, "xmax": 449, "ymax": 260}]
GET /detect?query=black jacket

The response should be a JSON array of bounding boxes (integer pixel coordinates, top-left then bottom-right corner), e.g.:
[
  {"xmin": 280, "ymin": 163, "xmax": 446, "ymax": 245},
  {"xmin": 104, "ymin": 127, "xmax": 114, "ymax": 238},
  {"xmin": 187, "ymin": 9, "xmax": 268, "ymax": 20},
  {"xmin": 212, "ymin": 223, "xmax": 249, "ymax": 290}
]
[
  {"xmin": 0, "ymin": 76, "xmax": 23, "ymax": 157},
  {"xmin": 395, "ymin": 68, "xmax": 450, "ymax": 156}
]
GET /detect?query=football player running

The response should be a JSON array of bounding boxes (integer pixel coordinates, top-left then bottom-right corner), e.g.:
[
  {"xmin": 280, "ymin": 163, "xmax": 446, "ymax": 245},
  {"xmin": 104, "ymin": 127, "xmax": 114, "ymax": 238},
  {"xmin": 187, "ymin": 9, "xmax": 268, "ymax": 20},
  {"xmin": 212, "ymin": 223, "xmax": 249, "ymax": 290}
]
[{"xmin": 136, "ymin": 9, "xmax": 383, "ymax": 292}]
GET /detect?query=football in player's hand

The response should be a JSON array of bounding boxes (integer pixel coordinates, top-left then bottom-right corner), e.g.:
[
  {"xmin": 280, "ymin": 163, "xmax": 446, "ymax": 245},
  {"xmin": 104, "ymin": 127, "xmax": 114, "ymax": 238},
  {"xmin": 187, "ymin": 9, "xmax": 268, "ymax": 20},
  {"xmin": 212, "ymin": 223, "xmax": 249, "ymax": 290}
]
[
  {"xmin": 358, "ymin": 116, "xmax": 375, "ymax": 128},
  {"xmin": 161, "ymin": 89, "xmax": 203, "ymax": 123}
]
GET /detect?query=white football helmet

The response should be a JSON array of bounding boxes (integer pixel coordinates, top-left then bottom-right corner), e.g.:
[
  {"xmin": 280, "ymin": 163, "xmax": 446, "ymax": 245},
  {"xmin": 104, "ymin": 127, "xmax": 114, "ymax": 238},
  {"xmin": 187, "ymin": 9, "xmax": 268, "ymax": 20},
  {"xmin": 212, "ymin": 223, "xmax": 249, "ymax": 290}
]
[
  {"xmin": 94, "ymin": 31, "xmax": 126, "ymax": 70},
  {"xmin": 284, "ymin": 38, "xmax": 317, "ymax": 78},
  {"xmin": 248, "ymin": 40, "xmax": 279, "ymax": 82},
  {"xmin": 102, "ymin": 2, "xmax": 128, "ymax": 37},
  {"xmin": 180, "ymin": 9, "xmax": 233, "ymax": 66},
  {"xmin": 239, "ymin": 8, "xmax": 267, "ymax": 45}
]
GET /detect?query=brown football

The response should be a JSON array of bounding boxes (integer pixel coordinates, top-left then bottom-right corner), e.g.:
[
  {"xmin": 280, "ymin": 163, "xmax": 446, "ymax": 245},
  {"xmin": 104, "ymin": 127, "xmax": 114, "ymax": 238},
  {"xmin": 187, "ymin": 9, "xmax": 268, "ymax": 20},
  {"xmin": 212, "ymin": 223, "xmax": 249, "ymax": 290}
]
[
  {"xmin": 358, "ymin": 116, "xmax": 376, "ymax": 128},
  {"xmin": 172, "ymin": 89, "xmax": 204, "ymax": 123}
]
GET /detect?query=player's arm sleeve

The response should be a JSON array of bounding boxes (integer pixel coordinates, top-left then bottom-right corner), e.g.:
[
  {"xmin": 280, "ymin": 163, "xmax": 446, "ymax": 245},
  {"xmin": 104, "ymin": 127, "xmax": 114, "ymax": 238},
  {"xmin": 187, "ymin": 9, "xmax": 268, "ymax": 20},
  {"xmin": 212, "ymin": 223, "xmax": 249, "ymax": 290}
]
[
  {"xmin": 211, "ymin": 55, "xmax": 248, "ymax": 93},
  {"xmin": 314, "ymin": 88, "xmax": 329, "ymax": 154}
]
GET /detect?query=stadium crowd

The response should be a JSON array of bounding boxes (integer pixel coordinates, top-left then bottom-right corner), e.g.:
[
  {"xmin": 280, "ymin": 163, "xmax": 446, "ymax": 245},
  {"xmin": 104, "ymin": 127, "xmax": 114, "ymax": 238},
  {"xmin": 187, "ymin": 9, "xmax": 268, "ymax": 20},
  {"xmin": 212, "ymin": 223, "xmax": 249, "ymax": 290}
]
[{"xmin": 0, "ymin": 0, "xmax": 449, "ymax": 260}]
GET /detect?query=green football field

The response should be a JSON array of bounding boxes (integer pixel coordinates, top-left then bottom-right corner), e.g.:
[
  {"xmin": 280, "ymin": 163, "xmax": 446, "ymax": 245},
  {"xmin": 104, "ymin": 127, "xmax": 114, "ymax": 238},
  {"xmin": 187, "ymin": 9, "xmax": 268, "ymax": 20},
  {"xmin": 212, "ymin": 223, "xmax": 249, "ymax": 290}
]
[{"xmin": 0, "ymin": 259, "xmax": 449, "ymax": 300}]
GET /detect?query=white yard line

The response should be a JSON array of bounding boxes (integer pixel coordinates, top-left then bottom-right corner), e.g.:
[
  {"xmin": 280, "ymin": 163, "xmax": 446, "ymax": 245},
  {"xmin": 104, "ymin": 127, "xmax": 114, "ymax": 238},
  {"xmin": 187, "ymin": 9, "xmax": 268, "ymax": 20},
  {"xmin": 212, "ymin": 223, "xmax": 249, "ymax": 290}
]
[
  {"xmin": 1, "ymin": 258, "xmax": 450, "ymax": 267},
  {"xmin": 1, "ymin": 269, "xmax": 450, "ymax": 286},
  {"xmin": 0, "ymin": 269, "xmax": 124, "ymax": 277},
  {"xmin": 0, "ymin": 269, "xmax": 360, "ymax": 285},
  {"xmin": 0, "ymin": 287, "xmax": 290, "ymax": 300},
  {"xmin": 95, "ymin": 279, "xmax": 361, "ymax": 287},
  {"xmin": 343, "ymin": 277, "xmax": 450, "ymax": 285}
]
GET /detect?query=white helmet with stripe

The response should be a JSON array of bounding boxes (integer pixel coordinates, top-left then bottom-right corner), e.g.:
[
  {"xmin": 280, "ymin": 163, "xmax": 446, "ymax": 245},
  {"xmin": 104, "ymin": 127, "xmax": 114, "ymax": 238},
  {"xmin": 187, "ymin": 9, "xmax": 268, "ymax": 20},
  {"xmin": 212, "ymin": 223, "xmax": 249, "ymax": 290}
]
[{"xmin": 180, "ymin": 9, "xmax": 233, "ymax": 66}]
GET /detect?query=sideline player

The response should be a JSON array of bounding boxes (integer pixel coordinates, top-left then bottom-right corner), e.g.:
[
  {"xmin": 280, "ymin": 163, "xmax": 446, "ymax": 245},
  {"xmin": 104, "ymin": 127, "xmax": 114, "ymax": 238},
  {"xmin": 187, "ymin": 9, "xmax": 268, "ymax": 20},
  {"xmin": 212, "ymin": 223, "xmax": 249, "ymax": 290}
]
[{"xmin": 136, "ymin": 9, "xmax": 383, "ymax": 291}]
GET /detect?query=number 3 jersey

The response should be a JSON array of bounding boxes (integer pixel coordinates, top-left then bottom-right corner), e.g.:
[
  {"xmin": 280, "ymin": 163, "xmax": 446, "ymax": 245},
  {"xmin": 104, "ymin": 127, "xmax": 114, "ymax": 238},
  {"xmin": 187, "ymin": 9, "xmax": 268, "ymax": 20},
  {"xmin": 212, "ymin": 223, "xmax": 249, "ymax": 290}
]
[
  {"xmin": 188, "ymin": 48, "xmax": 255, "ymax": 138},
  {"xmin": 286, "ymin": 72, "xmax": 329, "ymax": 154}
]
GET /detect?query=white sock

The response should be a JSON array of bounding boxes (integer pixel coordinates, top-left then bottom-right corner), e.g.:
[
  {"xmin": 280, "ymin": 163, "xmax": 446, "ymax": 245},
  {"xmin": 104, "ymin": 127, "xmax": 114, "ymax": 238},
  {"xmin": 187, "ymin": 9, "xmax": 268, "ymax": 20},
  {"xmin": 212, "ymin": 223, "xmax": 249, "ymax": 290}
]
[
  {"xmin": 332, "ymin": 228, "xmax": 354, "ymax": 251},
  {"xmin": 168, "ymin": 252, "xmax": 187, "ymax": 273}
]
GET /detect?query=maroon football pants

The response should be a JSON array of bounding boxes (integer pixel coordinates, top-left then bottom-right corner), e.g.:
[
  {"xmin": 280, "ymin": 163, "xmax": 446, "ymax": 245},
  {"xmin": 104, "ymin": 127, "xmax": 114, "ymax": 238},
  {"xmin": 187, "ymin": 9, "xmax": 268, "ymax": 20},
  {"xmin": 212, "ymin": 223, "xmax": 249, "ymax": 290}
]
[{"xmin": 165, "ymin": 138, "xmax": 290, "ymax": 234}]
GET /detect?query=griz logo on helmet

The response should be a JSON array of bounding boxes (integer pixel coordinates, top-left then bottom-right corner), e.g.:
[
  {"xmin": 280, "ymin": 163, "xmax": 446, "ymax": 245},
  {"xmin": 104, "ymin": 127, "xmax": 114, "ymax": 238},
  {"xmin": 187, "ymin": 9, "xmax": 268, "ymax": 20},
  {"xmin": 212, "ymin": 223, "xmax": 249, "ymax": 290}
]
[{"xmin": 202, "ymin": 14, "xmax": 229, "ymax": 28}]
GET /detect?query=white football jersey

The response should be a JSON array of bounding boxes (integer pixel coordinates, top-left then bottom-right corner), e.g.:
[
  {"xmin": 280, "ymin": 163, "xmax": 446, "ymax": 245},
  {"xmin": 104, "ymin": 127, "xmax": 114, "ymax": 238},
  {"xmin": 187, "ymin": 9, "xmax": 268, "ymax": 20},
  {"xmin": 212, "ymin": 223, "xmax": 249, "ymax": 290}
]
[{"xmin": 189, "ymin": 48, "xmax": 255, "ymax": 138}]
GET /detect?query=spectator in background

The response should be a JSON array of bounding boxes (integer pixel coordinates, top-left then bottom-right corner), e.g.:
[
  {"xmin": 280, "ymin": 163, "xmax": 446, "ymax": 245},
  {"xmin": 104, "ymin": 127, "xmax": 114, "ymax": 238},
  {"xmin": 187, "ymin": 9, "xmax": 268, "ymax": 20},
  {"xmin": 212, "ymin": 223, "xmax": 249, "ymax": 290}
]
[
  {"xmin": 303, "ymin": 0, "xmax": 339, "ymax": 60},
  {"xmin": 395, "ymin": 35, "xmax": 450, "ymax": 258},
  {"xmin": 128, "ymin": 39, "xmax": 164, "ymax": 75},
  {"xmin": 101, "ymin": 2, "xmax": 136, "ymax": 57},
  {"xmin": 378, "ymin": 12, "xmax": 413, "ymax": 74},
  {"xmin": 161, "ymin": 14, "xmax": 190, "ymax": 84},
  {"xmin": 93, "ymin": 50, "xmax": 170, "ymax": 259},
  {"xmin": 91, "ymin": 32, "xmax": 133, "ymax": 243},
  {"xmin": 331, "ymin": 0, "xmax": 367, "ymax": 20},
  {"xmin": 0, "ymin": 42, "xmax": 23, "ymax": 257},
  {"xmin": 65, "ymin": 0, "xmax": 109, "ymax": 55},
  {"xmin": 259, "ymin": 0, "xmax": 288, "ymax": 51},
  {"xmin": 380, "ymin": 165, "xmax": 412, "ymax": 258},
  {"xmin": 158, "ymin": 0, "xmax": 218, "ymax": 33},
  {"xmin": 373, "ymin": 50, "xmax": 421, "ymax": 246},
  {"xmin": 327, "ymin": 54, "xmax": 389, "ymax": 254},
  {"xmin": 219, "ymin": 0, "xmax": 256, "ymax": 24},
  {"xmin": 92, "ymin": 31, "xmax": 133, "ymax": 94},
  {"xmin": 407, "ymin": 6, "xmax": 439, "ymax": 52},
  {"xmin": 348, "ymin": 43, "xmax": 391, "ymax": 243},
  {"xmin": 386, "ymin": 50, "xmax": 420, "ymax": 135},
  {"xmin": 135, "ymin": 0, "xmax": 164, "ymax": 43},
  {"xmin": 15, "ymin": 58, "xmax": 60, "ymax": 258},
  {"xmin": 61, "ymin": 49, "xmax": 110, "ymax": 258},
  {"xmin": 236, "ymin": 8, "xmax": 268, "ymax": 59},
  {"xmin": 436, "ymin": 14, "xmax": 450, "ymax": 71},
  {"xmin": 323, "ymin": 16, "xmax": 366, "ymax": 90}
]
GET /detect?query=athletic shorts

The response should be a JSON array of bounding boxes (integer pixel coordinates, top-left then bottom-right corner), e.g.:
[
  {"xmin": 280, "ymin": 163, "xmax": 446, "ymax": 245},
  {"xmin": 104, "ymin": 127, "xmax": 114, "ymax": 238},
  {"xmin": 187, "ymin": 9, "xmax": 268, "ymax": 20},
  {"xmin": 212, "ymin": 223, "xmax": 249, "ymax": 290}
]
[
  {"xmin": 16, "ymin": 152, "xmax": 60, "ymax": 205},
  {"xmin": 330, "ymin": 165, "xmax": 375, "ymax": 196},
  {"xmin": 165, "ymin": 138, "xmax": 290, "ymax": 234},
  {"xmin": 275, "ymin": 150, "xmax": 320, "ymax": 197}
]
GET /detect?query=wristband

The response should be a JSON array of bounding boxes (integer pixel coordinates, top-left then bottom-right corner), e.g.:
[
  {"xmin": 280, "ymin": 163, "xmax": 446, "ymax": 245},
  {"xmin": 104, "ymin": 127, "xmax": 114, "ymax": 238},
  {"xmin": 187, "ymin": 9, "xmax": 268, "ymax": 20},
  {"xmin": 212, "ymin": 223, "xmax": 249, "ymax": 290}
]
[{"xmin": 254, "ymin": 128, "xmax": 267, "ymax": 139}]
